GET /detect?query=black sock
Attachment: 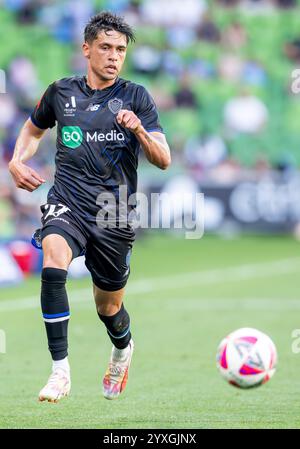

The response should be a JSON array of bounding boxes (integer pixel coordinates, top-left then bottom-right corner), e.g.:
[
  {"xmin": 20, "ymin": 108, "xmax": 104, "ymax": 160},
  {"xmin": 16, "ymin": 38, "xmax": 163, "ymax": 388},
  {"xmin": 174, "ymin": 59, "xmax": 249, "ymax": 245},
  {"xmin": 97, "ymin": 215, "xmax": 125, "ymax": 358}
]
[
  {"xmin": 41, "ymin": 267, "xmax": 70, "ymax": 361},
  {"xmin": 98, "ymin": 304, "xmax": 131, "ymax": 349}
]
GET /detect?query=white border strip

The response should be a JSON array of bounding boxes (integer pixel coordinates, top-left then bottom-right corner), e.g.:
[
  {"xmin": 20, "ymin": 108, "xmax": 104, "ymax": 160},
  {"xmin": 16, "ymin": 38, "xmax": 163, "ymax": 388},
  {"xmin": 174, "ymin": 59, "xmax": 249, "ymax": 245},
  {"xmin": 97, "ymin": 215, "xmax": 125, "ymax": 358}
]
[{"xmin": 43, "ymin": 316, "xmax": 70, "ymax": 323}]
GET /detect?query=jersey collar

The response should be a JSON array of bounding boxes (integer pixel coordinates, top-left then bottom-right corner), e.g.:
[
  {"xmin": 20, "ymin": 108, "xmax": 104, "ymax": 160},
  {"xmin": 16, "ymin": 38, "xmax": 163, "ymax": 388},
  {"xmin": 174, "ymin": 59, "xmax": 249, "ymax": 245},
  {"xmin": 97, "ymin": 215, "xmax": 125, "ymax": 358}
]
[{"xmin": 82, "ymin": 75, "xmax": 120, "ymax": 95}]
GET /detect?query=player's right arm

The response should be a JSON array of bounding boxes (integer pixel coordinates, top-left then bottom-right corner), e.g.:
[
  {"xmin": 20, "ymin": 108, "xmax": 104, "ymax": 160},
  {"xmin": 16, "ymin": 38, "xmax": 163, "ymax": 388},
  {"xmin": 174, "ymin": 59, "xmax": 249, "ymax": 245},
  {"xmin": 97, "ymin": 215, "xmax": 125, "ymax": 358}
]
[
  {"xmin": 9, "ymin": 82, "xmax": 57, "ymax": 192},
  {"xmin": 8, "ymin": 119, "xmax": 47, "ymax": 192}
]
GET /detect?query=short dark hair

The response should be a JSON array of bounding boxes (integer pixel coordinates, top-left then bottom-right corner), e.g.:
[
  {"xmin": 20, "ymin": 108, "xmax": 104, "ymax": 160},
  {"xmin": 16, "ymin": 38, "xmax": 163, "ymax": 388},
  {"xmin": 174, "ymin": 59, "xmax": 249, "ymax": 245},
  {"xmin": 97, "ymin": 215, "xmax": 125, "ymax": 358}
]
[{"xmin": 84, "ymin": 11, "xmax": 135, "ymax": 45}]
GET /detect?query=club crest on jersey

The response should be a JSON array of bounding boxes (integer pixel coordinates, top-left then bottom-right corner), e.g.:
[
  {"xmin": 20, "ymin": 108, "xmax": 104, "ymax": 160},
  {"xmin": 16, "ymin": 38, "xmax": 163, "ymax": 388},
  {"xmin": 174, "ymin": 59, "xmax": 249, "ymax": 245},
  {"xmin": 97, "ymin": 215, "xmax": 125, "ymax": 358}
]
[{"xmin": 108, "ymin": 98, "xmax": 123, "ymax": 114}]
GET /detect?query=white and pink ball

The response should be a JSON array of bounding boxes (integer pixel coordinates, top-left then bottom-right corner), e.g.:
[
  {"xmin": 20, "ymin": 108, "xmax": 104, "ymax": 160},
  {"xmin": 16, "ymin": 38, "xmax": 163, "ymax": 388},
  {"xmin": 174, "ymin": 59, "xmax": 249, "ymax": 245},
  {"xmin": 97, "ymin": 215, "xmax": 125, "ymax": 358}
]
[{"xmin": 216, "ymin": 328, "xmax": 277, "ymax": 389}]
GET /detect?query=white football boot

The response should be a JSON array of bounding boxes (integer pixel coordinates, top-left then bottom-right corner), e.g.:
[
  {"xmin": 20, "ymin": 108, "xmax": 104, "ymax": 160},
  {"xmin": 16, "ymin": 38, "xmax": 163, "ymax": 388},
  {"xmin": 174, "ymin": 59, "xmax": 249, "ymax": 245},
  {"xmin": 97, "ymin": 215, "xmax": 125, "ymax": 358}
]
[
  {"xmin": 103, "ymin": 339, "xmax": 134, "ymax": 400},
  {"xmin": 38, "ymin": 367, "xmax": 71, "ymax": 403}
]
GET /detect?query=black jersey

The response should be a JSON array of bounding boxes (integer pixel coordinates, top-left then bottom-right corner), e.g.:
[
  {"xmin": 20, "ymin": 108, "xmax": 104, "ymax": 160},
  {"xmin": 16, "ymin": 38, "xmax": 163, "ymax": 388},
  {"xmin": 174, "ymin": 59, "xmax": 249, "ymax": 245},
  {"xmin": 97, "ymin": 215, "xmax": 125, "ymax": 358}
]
[{"xmin": 30, "ymin": 76, "xmax": 163, "ymax": 225}]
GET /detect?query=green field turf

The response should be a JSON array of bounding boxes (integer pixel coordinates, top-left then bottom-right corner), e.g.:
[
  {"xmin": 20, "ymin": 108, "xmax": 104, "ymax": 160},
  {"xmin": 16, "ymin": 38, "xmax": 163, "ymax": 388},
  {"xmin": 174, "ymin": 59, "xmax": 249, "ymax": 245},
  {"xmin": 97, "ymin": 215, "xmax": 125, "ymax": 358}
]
[{"xmin": 0, "ymin": 233, "xmax": 300, "ymax": 429}]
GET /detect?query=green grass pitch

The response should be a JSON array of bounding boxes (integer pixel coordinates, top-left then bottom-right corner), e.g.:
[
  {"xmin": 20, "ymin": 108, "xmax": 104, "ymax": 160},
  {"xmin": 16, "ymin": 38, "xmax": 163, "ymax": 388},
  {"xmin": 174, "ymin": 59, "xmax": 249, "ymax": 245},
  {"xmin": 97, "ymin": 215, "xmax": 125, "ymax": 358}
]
[{"xmin": 0, "ymin": 233, "xmax": 300, "ymax": 429}]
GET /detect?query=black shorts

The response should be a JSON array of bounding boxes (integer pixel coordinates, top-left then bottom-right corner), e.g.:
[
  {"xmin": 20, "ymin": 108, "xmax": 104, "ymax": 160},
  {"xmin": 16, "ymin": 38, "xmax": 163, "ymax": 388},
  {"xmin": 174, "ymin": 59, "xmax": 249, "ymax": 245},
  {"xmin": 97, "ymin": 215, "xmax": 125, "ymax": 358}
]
[{"xmin": 40, "ymin": 201, "xmax": 135, "ymax": 292}]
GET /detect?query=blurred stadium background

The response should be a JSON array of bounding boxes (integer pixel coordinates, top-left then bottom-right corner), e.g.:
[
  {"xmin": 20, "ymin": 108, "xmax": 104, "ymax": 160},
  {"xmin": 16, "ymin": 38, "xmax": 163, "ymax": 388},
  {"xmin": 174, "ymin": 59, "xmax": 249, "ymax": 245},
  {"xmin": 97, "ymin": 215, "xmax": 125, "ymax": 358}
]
[{"xmin": 1, "ymin": 0, "xmax": 300, "ymax": 429}]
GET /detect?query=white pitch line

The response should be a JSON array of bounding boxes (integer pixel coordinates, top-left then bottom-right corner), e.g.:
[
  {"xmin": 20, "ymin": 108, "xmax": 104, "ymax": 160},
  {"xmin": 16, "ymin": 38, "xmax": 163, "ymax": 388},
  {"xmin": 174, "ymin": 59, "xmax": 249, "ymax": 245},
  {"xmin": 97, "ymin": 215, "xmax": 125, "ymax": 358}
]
[
  {"xmin": 0, "ymin": 288, "xmax": 92, "ymax": 312},
  {"xmin": 74, "ymin": 296, "xmax": 300, "ymax": 311},
  {"xmin": 0, "ymin": 257, "xmax": 300, "ymax": 312},
  {"xmin": 165, "ymin": 297, "xmax": 300, "ymax": 311},
  {"xmin": 127, "ymin": 257, "xmax": 300, "ymax": 293}
]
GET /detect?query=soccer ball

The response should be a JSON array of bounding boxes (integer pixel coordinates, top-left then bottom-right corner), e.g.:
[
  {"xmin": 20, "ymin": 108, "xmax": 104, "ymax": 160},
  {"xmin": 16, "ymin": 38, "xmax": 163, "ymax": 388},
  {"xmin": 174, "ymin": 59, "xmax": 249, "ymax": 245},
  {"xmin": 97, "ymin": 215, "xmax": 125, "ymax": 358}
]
[{"xmin": 216, "ymin": 327, "xmax": 277, "ymax": 389}]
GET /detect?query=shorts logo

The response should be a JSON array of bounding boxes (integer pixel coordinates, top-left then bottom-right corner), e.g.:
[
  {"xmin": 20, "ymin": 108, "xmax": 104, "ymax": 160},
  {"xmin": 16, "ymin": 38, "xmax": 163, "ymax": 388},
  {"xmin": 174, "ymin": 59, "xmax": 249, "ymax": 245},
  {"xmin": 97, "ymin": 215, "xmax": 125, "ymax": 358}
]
[
  {"xmin": 44, "ymin": 203, "xmax": 71, "ymax": 220},
  {"xmin": 62, "ymin": 126, "xmax": 83, "ymax": 149},
  {"xmin": 108, "ymin": 98, "xmax": 123, "ymax": 114}
]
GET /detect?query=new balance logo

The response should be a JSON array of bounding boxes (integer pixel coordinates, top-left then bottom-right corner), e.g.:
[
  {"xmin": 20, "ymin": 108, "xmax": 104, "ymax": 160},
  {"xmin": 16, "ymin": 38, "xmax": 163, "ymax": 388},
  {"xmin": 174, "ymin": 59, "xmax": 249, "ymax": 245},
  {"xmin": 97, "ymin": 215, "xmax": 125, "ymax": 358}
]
[{"xmin": 85, "ymin": 103, "xmax": 101, "ymax": 112}]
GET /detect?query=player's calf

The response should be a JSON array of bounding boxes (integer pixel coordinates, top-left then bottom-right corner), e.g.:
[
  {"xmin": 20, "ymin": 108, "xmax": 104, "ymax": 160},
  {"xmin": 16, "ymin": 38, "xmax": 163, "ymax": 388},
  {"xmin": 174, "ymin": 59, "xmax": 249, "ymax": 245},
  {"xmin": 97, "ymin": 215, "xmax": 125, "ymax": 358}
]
[
  {"xmin": 39, "ymin": 267, "xmax": 71, "ymax": 402},
  {"xmin": 41, "ymin": 267, "xmax": 70, "ymax": 361},
  {"xmin": 98, "ymin": 303, "xmax": 131, "ymax": 349}
]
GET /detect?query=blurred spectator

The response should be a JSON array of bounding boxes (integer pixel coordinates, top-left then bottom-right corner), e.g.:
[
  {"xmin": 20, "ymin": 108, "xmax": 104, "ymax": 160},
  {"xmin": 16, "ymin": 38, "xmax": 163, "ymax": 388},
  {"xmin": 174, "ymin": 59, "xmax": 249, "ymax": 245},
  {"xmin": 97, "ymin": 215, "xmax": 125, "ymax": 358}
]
[
  {"xmin": 217, "ymin": 0, "xmax": 240, "ymax": 6},
  {"xmin": 131, "ymin": 45, "xmax": 162, "ymax": 74},
  {"xmin": 37, "ymin": 0, "xmax": 93, "ymax": 43},
  {"xmin": 221, "ymin": 22, "xmax": 247, "ymax": 50},
  {"xmin": 207, "ymin": 157, "xmax": 243, "ymax": 184},
  {"xmin": 184, "ymin": 134, "xmax": 228, "ymax": 172},
  {"xmin": 273, "ymin": 0, "xmax": 296, "ymax": 7},
  {"xmin": 123, "ymin": 0, "xmax": 142, "ymax": 26},
  {"xmin": 284, "ymin": 39, "xmax": 300, "ymax": 64},
  {"xmin": 174, "ymin": 73, "xmax": 198, "ymax": 108},
  {"xmin": 166, "ymin": 26, "xmax": 197, "ymax": 49},
  {"xmin": 150, "ymin": 86, "xmax": 175, "ymax": 111},
  {"xmin": 141, "ymin": 0, "xmax": 207, "ymax": 27},
  {"xmin": 196, "ymin": 13, "xmax": 221, "ymax": 43},
  {"xmin": 106, "ymin": 0, "xmax": 132, "ymax": 13},
  {"xmin": 0, "ymin": 94, "xmax": 18, "ymax": 128},
  {"xmin": 52, "ymin": 10, "xmax": 76, "ymax": 43},
  {"xmin": 188, "ymin": 59, "xmax": 215, "ymax": 79},
  {"xmin": 240, "ymin": 0, "xmax": 275, "ymax": 11},
  {"xmin": 224, "ymin": 90, "xmax": 269, "ymax": 134},
  {"xmin": 4, "ymin": 0, "xmax": 28, "ymax": 11},
  {"xmin": 12, "ymin": 0, "xmax": 38, "ymax": 24},
  {"xmin": 218, "ymin": 54, "xmax": 244, "ymax": 82},
  {"xmin": 69, "ymin": 0, "xmax": 94, "ymax": 43},
  {"xmin": 161, "ymin": 49, "xmax": 185, "ymax": 78},
  {"xmin": 242, "ymin": 60, "xmax": 267, "ymax": 86},
  {"xmin": 0, "ymin": 166, "xmax": 15, "ymax": 239},
  {"xmin": 71, "ymin": 50, "xmax": 88, "ymax": 75},
  {"xmin": 254, "ymin": 155, "xmax": 272, "ymax": 174},
  {"xmin": 9, "ymin": 56, "xmax": 40, "ymax": 102},
  {"xmin": 0, "ymin": 196, "xmax": 15, "ymax": 240}
]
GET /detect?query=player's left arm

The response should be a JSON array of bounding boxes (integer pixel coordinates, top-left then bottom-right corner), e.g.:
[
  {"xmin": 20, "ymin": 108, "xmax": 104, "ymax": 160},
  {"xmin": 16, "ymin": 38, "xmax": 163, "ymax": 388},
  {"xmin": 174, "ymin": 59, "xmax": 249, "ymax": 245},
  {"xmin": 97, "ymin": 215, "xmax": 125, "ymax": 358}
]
[{"xmin": 117, "ymin": 109, "xmax": 171, "ymax": 170}]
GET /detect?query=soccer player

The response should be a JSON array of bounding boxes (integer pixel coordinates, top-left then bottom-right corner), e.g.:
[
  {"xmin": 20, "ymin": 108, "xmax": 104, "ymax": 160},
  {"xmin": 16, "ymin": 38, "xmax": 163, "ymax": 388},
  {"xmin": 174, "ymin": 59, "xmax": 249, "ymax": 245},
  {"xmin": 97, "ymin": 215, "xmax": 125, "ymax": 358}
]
[{"xmin": 8, "ymin": 12, "xmax": 171, "ymax": 403}]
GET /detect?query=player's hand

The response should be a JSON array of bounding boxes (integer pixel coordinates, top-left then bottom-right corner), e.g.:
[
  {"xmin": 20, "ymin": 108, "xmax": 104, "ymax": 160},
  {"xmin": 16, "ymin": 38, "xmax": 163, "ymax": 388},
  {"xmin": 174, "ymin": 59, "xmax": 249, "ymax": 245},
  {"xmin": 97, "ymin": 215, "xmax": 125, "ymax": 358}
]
[
  {"xmin": 8, "ymin": 160, "xmax": 46, "ymax": 192},
  {"xmin": 116, "ymin": 109, "xmax": 144, "ymax": 134}
]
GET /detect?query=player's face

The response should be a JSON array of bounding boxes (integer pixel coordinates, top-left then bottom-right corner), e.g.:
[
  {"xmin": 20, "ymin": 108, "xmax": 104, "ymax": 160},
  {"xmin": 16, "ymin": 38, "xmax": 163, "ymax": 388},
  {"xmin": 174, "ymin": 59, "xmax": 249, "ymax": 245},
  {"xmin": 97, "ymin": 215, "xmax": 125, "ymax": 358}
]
[{"xmin": 83, "ymin": 30, "xmax": 127, "ymax": 81}]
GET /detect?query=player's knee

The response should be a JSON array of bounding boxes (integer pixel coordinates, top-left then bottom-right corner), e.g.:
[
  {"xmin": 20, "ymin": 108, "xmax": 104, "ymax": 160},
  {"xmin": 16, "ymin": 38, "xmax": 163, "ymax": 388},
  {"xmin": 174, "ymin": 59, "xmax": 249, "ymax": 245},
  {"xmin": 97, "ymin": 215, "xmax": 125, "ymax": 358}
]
[
  {"xmin": 42, "ymin": 234, "xmax": 72, "ymax": 269},
  {"xmin": 43, "ymin": 251, "xmax": 70, "ymax": 270},
  {"xmin": 96, "ymin": 302, "xmax": 120, "ymax": 316},
  {"xmin": 43, "ymin": 260, "xmax": 68, "ymax": 270}
]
